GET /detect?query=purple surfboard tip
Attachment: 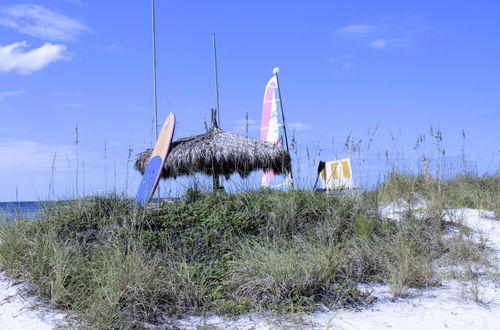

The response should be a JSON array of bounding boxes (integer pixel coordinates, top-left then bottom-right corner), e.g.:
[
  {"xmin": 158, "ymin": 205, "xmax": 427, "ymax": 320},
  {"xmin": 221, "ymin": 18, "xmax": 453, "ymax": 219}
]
[{"xmin": 136, "ymin": 156, "xmax": 163, "ymax": 203}]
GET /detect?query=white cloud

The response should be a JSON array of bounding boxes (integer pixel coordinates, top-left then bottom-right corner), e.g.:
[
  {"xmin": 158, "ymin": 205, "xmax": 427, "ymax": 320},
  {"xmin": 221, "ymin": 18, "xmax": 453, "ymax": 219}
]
[
  {"xmin": 0, "ymin": 127, "xmax": 26, "ymax": 135},
  {"xmin": 368, "ymin": 39, "xmax": 387, "ymax": 49},
  {"xmin": 0, "ymin": 41, "xmax": 69, "ymax": 74},
  {"xmin": 336, "ymin": 19, "xmax": 427, "ymax": 50},
  {"xmin": 0, "ymin": 90, "xmax": 24, "ymax": 102},
  {"xmin": 342, "ymin": 60, "xmax": 357, "ymax": 71},
  {"xmin": 49, "ymin": 90, "xmax": 82, "ymax": 97},
  {"xmin": 61, "ymin": 102, "xmax": 85, "ymax": 109},
  {"xmin": 288, "ymin": 122, "xmax": 312, "ymax": 131},
  {"xmin": 67, "ymin": 0, "xmax": 85, "ymax": 6},
  {"xmin": 336, "ymin": 24, "xmax": 372, "ymax": 36},
  {"xmin": 0, "ymin": 4, "xmax": 89, "ymax": 41},
  {"xmin": 0, "ymin": 138, "xmax": 73, "ymax": 172}
]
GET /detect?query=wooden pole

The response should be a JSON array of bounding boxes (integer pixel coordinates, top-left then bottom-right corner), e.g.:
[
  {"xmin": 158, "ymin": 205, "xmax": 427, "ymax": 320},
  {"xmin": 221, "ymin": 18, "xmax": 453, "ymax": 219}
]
[{"xmin": 212, "ymin": 173, "xmax": 220, "ymax": 191}]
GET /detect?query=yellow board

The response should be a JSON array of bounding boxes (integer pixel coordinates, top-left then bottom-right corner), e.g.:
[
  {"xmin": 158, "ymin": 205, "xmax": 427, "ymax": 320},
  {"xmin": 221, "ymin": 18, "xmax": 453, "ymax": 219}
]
[{"xmin": 151, "ymin": 112, "xmax": 176, "ymax": 158}]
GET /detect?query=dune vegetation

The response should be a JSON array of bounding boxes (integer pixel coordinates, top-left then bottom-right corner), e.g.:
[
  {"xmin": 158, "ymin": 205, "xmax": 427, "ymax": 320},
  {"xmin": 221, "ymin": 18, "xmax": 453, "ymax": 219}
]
[{"xmin": 0, "ymin": 173, "xmax": 497, "ymax": 328}]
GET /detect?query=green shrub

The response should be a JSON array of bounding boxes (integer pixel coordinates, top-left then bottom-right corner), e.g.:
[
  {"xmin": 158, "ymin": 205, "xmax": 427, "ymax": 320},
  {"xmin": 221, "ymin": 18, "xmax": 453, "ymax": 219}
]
[{"xmin": 0, "ymin": 173, "xmax": 496, "ymax": 328}]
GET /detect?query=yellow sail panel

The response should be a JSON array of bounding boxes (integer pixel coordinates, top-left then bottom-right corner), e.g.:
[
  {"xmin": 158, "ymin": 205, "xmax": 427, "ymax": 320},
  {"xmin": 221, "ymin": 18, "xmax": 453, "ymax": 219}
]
[
  {"xmin": 331, "ymin": 163, "xmax": 339, "ymax": 180},
  {"xmin": 341, "ymin": 160, "xmax": 351, "ymax": 179},
  {"xmin": 320, "ymin": 158, "xmax": 354, "ymax": 190}
]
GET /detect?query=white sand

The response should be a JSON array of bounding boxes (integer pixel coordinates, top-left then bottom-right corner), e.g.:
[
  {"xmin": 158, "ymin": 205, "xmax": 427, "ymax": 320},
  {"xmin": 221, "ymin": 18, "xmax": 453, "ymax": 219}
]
[
  {"xmin": 0, "ymin": 274, "xmax": 66, "ymax": 329},
  {"xmin": 178, "ymin": 207, "xmax": 500, "ymax": 329},
  {"xmin": 0, "ymin": 206, "xmax": 498, "ymax": 329}
]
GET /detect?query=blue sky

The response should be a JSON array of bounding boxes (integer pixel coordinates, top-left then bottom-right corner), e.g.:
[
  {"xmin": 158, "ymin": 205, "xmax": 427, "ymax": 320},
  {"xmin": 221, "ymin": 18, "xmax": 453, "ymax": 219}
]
[{"xmin": 0, "ymin": 0, "xmax": 499, "ymax": 201}]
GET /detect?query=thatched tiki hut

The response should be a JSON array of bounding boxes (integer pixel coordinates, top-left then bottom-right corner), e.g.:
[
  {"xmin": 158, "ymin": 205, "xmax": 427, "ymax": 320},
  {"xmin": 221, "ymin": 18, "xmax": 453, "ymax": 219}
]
[{"xmin": 135, "ymin": 110, "xmax": 291, "ymax": 190}]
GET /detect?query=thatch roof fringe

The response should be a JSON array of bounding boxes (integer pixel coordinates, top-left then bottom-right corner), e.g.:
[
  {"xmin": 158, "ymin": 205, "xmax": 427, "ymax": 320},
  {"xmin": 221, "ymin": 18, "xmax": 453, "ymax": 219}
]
[{"xmin": 135, "ymin": 125, "xmax": 291, "ymax": 180}]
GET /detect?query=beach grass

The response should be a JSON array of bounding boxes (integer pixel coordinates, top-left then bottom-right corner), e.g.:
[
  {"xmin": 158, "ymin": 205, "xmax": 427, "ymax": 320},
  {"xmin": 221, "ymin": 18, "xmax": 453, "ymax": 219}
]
[{"xmin": 0, "ymin": 173, "xmax": 497, "ymax": 328}]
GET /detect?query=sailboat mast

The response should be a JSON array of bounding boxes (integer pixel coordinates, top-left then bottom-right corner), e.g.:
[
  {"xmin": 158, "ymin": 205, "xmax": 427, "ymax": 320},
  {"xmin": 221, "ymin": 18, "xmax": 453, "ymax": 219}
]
[
  {"xmin": 274, "ymin": 69, "xmax": 290, "ymax": 154},
  {"xmin": 151, "ymin": 0, "xmax": 159, "ymax": 141},
  {"xmin": 211, "ymin": 33, "xmax": 221, "ymax": 190},
  {"xmin": 274, "ymin": 68, "xmax": 294, "ymax": 188},
  {"xmin": 151, "ymin": 0, "xmax": 160, "ymax": 199},
  {"xmin": 212, "ymin": 33, "xmax": 221, "ymax": 126}
]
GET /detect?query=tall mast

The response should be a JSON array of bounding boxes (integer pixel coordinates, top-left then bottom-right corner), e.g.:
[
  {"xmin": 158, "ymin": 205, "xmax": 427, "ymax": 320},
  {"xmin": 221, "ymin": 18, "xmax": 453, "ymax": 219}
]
[
  {"xmin": 212, "ymin": 33, "xmax": 221, "ymax": 126},
  {"xmin": 151, "ymin": 0, "xmax": 160, "ymax": 199},
  {"xmin": 273, "ymin": 68, "xmax": 289, "ymax": 154},
  {"xmin": 273, "ymin": 67, "xmax": 294, "ymax": 188},
  {"xmin": 211, "ymin": 33, "xmax": 221, "ymax": 190},
  {"xmin": 151, "ymin": 0, "xmax": 159, "ymax": 141}
]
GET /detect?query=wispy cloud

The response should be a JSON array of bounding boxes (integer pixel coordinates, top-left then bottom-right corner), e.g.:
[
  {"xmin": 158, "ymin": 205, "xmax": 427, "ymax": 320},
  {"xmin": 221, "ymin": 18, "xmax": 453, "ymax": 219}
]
[
  {"xmin": 336, "ymin": 24, "xmax": 372, "ymax": 36},
  {"xmin": 0, "ymin": 90, "xmax": 24, "ymax": 102},
  {"xmin": 335, "ymin": 18, "xmax": 429, "ymax": 50},
  {"xmin": 368, "ymin": 39, "xmax": 387, "ymax": 49},
  {"xmin": 93, "ymin": 42, "xmax": 134, "ymax": 54},
  {"xmin": 328, "ymin": 55, "xmax": 359, "ymax": 71},
  {"xmin": 0, "ymin": 127, "xmax": 26, "ymax": 135},
  {"xmin": 0, "ymin": 41, "xmax": 69, "ymax": 74},
  {"xmin": 0, "ymin": 4, "xmax": 89, "ymax": 41},
  {"xmin": 288, "ymin": 122, "xmax": 312, "ymax": 131},
  {"xmin": 341, "ymin": 60, "xmax": 357, "ymax": 71},
  {"xmin": 0, "ymin": 138, "xmax": 73, "ymax": 172},
  {"xmin": 67, "ymin": 0, "xmax": 85, "ymax": 6},
  {"xmin": 61, "ymin": 102, "xmax": 85, "ymax": 109},
  {"xmin": 49, "ymin": 90, "xmax": 83, "ymax": 97}
]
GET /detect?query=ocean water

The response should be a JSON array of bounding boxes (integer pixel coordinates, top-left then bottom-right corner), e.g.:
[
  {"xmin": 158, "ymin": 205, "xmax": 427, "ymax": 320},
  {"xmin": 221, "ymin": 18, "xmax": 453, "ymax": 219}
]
[{"xmin": 0, "ymin": 201, "xmax": 44, "ymax": 221}]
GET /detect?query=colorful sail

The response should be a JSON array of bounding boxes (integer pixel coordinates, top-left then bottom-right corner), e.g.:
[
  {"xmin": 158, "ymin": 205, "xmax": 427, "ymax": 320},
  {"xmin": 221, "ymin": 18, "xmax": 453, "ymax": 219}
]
[
  {"xmin": 261, "ymin": 71, "xmax": 286, "ymax": 186},
  {"xmin": 319, "ymin": 158, "xmax": 354, "ymax": 190}
]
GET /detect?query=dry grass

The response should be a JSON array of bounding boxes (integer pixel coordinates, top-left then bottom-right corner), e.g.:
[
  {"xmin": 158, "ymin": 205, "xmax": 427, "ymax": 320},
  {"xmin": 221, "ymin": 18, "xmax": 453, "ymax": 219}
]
[{"xmin": 0, "ymin": 172, "xmax": 497, "ymax": 328}]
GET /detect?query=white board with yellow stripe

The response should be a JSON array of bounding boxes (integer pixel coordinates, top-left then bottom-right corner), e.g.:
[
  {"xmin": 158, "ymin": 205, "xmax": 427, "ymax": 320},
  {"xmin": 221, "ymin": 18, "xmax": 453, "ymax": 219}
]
[{"xmin": 320, "ymin": 158, "xmax": 354, "ymax": 190}]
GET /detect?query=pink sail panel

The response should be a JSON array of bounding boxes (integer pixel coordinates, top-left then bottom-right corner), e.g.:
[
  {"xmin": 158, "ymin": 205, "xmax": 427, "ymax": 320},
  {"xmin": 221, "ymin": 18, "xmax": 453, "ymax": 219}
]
[
  {"xmin": 260, "ymin": 77, "xmax": 277, "ymax": 142},
  {"xmin": 261, "ymin": 75, "xmax": 285, "ymax": 186}
]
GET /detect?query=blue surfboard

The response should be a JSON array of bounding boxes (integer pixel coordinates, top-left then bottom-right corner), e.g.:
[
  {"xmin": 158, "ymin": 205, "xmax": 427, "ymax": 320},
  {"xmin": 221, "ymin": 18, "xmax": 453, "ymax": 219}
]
[
  {"xmin": 136, "ymin": 113, "xmax": 175, "ymax": 203},
  {"xmin": 136, "ymin": 156, "xmax": 163, "ymax": 203}
]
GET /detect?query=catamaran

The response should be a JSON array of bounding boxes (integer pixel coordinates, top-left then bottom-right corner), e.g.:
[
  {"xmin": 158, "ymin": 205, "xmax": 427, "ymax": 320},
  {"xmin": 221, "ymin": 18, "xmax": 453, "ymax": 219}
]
[{"xmin": 260, "ymin": 68, "xmax": 293, "ymax": 188}]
